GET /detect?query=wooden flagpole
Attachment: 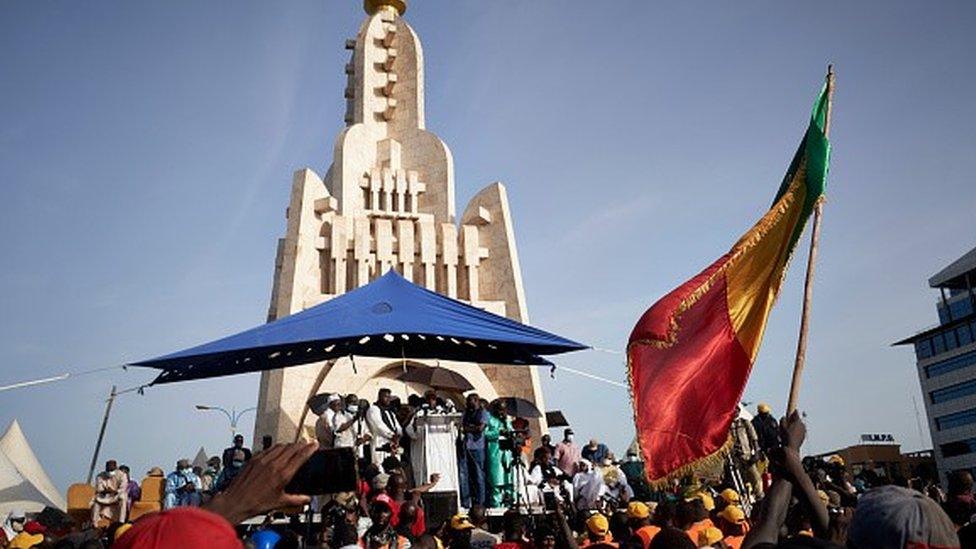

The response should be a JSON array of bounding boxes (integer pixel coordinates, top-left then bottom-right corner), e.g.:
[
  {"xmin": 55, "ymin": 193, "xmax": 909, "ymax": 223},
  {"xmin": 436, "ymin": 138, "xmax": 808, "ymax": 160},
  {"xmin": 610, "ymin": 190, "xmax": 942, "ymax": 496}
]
[
  {"xmin": 86, "ymin": 385, "xmax": 117, "ymax": 484},
  {"xmin": 786, "ymin": 65, "xmax": 834, "ymax": 416}
]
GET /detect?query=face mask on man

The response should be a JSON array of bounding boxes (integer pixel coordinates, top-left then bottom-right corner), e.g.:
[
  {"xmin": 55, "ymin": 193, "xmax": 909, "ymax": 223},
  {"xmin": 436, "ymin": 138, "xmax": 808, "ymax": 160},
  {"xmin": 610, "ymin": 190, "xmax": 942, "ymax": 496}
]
[
  {"xmin": 566, "ymin": 434, "xmax": 574, "ymax": 442},
  {"xmin": 232, "ymin": 460, "xmax": 244, "ymax": 468},
  {"xmin": 181, "ymin": 467, "xmax": 193, "ymax": 476},
  {"xmin": 347, "ymin": 405, "xmax": 359, "ymax": 414}
]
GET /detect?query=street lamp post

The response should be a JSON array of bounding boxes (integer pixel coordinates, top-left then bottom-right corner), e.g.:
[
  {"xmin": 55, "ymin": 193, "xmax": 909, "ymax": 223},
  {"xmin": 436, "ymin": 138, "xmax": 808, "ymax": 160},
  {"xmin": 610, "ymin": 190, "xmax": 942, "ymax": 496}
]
[{"xmin": 195, "ymin": 404, "xmax": 257, "ymax": 436}]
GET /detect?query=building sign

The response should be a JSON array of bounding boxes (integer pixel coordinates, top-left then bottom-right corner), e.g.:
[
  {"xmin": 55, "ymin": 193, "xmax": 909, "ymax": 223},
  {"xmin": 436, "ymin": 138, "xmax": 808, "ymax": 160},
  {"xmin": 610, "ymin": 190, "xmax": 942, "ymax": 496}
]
[{"xmin": 860, "ymin": 433, "xmax": 895, "ymax": 443}]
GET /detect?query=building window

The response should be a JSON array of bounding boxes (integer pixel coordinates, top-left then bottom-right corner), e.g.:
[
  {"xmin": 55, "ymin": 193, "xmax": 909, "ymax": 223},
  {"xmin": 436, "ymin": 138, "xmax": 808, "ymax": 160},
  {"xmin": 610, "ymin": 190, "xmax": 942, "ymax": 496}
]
[
  {"xmin": 936, "ymin": 408, "xmax": 976, "ymax": 431},
  {"xmin": 931, "ymin": 379, "xmax": 976, "ymax": 404},
  {"xmin": 916, "ymin": 338, "xmax": 933, "ymax": 360},
  {"xmin": 960, "ymin": 325, "xmax": 974, "ymax": 347},
  {"xmin": 941, "ymin": 438, "xmax": 976, "ymax": 458},
  {"xmin": 947, "ymin": 329, "xmax": 960, "ymax": 351},
  {"xmin": 939, "ymin": 305, "xmax": 951, "ymax": 325},
  {"xmin": 925, "ymin": 349, "xmax": 976, "ymax": 378},
  {"xmin": 934, "ymin": 334, "xmax": 947, "ymax": 355},
  {"xmin": 951, "ymin": 299, "xmax": 974, "ymax": 320}
]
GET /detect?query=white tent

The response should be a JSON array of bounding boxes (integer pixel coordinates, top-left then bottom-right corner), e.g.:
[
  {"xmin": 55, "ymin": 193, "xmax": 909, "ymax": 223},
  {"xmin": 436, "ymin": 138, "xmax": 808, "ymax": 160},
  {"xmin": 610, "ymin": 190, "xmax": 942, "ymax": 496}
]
[
  {"xmin": 191, "ymin": 447, "xmax": 209, "ymax": 470},
  {"xmin": 0, "ymin": 420, "xmax": 66, "ymax": 514}
]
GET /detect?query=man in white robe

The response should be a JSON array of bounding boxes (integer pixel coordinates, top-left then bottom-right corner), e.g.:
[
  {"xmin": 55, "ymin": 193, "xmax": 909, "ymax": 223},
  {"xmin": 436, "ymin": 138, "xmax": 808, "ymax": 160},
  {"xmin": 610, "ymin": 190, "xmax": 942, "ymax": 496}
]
[
  {"xmin": 366, "ymin": 388, "xmax": 402, "ymax": 467},
  {"xmin": 315, "ymin": 394, "xmax": 343, "ymax": 448},
  {"xmin": 91, "ymin": 460, "xmax": 127, "ymax": 523}
]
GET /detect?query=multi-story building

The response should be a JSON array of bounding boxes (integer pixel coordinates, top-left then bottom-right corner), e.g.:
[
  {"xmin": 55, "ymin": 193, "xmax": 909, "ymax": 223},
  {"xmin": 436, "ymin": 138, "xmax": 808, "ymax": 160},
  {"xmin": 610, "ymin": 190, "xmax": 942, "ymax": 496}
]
[
  {"xmin": 896, "ymin": 246, "xmax": 976, "ymax": 484},
  {"xmin": 812, "ymin": 440, "xmax": 936, "ymax": 483}
]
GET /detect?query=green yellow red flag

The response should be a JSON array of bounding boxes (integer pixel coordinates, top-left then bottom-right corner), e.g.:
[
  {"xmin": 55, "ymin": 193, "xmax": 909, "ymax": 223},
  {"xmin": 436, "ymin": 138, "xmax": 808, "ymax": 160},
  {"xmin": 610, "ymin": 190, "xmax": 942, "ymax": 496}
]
[{"xmin": 627, "ymin": 86, "xmax": 831, "ymax": 485}]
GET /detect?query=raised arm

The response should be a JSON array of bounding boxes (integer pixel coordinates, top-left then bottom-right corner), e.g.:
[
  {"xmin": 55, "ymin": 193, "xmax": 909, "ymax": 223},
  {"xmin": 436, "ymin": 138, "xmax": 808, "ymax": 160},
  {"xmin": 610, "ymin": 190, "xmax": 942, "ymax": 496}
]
[
  {"xmin": 742, "ymin": 476, "xmax": 793, "ymax": 548},
  {"xmin": 778, "ymin": 411, "xmax": 829, "ymax": 538}
]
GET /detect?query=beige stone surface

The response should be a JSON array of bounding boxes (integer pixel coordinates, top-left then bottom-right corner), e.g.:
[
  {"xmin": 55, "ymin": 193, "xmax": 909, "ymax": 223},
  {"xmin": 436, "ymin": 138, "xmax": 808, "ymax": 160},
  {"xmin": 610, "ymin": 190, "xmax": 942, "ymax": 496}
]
[{"xmin": 254, "ymin": 6, "xmax": 548, "ymax": 446}]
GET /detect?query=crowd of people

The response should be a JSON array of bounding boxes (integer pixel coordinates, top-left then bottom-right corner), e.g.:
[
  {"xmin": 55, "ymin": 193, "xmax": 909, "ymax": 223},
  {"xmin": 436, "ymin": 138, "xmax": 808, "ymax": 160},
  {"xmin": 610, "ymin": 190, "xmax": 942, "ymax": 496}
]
[{"xmin": 2, "ymin": 397, "xmax": 974, "ymax": 548}]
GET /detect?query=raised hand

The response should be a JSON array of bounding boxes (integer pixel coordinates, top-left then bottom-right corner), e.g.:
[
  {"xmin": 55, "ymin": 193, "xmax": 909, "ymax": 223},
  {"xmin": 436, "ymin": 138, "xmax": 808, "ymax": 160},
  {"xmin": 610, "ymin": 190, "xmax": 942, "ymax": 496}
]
[
  {"xmin": 203, "ymin": 442, "xmax": 318, "ymax": 524},
  {"xmin": 780, "ymin": 410, "xmax": 806, "ymax": 451}
]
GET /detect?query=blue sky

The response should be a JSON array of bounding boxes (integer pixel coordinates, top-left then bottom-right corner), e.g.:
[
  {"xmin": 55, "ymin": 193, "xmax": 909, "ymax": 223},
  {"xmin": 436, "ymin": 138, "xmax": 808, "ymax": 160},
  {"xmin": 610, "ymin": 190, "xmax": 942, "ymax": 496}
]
[{"xmin": 2, "ymin": 1, "xmax": 975, "ymax": 492}]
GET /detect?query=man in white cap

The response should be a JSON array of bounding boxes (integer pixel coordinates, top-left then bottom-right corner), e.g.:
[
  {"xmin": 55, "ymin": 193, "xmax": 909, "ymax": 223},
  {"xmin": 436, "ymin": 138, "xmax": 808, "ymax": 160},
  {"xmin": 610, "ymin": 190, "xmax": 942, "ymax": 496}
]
[
  {"xmin": 315, "ymin": 393, "xmax": 343, "ymax": 448},
  {"xmin": 1, "ymin": 509, "xmax": 26, "ymax": 544},
  {"xmin": 572, "ymin": 459, "xmax": 605, "ymax": 511}
]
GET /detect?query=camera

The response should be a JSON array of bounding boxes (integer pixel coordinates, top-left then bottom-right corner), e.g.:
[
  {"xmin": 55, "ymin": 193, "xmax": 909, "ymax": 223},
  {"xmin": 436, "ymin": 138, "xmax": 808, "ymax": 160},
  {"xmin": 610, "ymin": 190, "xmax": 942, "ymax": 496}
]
[
  {"xmin": 543, "ymin": 490, "xmax": 558, "ymax": 511},
  {"xmin": 499, "ymin": 429, "xmax": 528, "ymax": 452},
  {"xmin": 285, "ymin": 447, "xmax": 358, "ymax": 495}
]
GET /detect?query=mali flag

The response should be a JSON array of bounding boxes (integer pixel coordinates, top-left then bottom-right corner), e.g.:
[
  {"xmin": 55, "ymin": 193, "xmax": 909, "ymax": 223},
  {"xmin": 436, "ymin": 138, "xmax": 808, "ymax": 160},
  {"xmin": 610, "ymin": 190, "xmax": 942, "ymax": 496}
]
[{"xmin": 627, "ymin": 86, "xmax": 831, "ymax": 485}]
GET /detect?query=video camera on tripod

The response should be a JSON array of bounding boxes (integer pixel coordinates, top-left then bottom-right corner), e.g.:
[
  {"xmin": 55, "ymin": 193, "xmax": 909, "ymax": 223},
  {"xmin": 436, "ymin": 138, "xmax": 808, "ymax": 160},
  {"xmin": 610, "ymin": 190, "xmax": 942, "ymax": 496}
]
[{"xmin": 499, "ymin": 428, "xmax": 529, "ymax": 453}]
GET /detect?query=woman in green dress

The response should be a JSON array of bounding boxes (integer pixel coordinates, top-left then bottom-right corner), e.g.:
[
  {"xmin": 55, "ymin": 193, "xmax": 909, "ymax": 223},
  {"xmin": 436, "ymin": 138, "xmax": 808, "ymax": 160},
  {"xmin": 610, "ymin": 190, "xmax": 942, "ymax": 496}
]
[{"xmin": 485, "ymin": 400, "xmax": 514, "ymax": 507}]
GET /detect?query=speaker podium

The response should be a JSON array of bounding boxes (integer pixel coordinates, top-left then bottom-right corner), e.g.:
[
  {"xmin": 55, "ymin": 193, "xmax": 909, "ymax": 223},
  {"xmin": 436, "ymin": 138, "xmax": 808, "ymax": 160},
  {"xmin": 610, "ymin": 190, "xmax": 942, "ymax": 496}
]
[{"xmin": 407, "ymin": 411, "xmax": 461, "ymax": 517}]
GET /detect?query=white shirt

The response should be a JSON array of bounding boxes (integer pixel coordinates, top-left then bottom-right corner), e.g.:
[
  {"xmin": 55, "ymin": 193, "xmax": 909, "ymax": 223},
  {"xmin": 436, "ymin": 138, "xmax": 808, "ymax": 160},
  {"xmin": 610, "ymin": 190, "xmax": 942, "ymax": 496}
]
[
  {"xmin": 366, "ymin": 404, "xmax": 402, "ymax": 463},
  {"xmin": 333, "ymin": 411, "xmax": 369, "ymax": 457},
  {"xmin": 573, "ymin": 470, "xmax": 605, "ymax": 510},
  {"xmin": 315, "ymin": 408, "xmax": 337, "ymax": 447}
]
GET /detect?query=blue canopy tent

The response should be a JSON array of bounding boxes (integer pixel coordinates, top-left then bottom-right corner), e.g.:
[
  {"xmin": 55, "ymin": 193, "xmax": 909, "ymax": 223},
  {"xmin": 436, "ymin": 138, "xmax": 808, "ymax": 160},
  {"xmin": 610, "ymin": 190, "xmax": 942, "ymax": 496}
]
[{"xmin": 132, "ymin": 270, "xmax": 587, "ymax": 385}]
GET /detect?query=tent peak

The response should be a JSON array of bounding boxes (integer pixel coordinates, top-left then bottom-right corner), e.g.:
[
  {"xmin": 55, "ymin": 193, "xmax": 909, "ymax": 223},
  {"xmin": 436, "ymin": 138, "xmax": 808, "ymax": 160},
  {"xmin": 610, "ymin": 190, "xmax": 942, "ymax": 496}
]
[{"xmin": 2, "ymin": 420, "xmax": 23, "ymax": 439}]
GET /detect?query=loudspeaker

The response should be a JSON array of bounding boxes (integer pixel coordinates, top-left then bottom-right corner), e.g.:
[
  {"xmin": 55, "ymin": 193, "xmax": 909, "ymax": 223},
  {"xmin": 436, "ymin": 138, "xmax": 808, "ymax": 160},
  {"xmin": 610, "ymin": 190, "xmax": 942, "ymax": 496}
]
[{"xmin": 420, "ymin": 491, "xmax": 458, "ymax": 532}]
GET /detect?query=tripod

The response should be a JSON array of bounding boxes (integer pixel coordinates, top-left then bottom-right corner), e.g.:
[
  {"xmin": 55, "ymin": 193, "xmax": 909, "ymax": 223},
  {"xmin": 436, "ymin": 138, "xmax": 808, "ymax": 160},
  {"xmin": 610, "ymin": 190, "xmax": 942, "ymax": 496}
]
[{"xmin": 725, "ymin": 452, "xmax": 755, "ymax": 516}]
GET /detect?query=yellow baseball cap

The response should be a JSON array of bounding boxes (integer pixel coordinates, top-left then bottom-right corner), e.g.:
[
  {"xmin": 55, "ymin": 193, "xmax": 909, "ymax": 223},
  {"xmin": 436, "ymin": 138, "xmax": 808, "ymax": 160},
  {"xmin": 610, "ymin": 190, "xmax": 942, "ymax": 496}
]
[
  {"xmin": 828, "ymin": 454, "xmax": 845, "ymax": 466},
  {"xmin": 698, "ymin": 526, "xmax": 723, "ymax": 546},
  {"xmin": 114, "ymin": 523, "xmax": 134, "ymax": 541},
  {"xmin": 682, "ymin": 489, "xmax": 714, "ymax": 510},
  {"xmin": 627, "ymin": 501, "xmax": 650, "ymax": 519},
  {"xmin": 699, "ymin": 492, "xmax": 716, "ymax": 511},
  {"xmin": 718, "ymin": 505, "xmax": 746, "ymax": 524},
  {"xmin": 682, "ymin": 484, "xmax": 702, "ymax": 501},
  {"xmin": 586, "ymin": 513, "xmax": 609, "ymax": 536},
  {"xmin": 449, "ymin": 514, "xmax": 474, "ymax": 531},
  {"xmin": 720, "ymin": 488, "xmax": 740, "ymax": 504},
  {"xmin": 757, "ymin": 403, "xmax": 771, "ymax": 414},
  {"xmin": 8, "ymin": 533, "xmax": 44, "ymax": 549},
  {"xmin": 817, "ymin": 490, "xmax": 830, "ymax": 507}
]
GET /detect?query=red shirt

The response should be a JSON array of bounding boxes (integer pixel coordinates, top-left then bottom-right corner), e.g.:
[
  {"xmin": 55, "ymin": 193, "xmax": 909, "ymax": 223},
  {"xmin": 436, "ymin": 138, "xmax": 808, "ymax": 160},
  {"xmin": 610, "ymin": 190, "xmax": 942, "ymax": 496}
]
[{"xmin": 411, "ymin": 505, "xmax": 426, "ymax": 538}]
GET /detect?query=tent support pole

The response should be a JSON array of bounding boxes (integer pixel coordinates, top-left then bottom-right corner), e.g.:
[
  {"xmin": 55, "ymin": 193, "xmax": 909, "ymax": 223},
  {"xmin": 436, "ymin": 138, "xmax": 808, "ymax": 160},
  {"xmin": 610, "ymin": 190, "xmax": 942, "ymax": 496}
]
[
  {"xmin": 294, "ymin": 359, "xmax": 337, "ymax": 443},
  {"xmin": 87, "ymin": 385, "xmax": 117, "ymax": 484}
]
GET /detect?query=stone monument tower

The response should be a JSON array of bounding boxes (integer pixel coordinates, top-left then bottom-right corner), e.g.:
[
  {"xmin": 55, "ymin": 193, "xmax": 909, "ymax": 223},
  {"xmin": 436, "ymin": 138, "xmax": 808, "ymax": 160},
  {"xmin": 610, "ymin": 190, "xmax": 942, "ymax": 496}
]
[{"xmin": 254, "ymin": 0, "xmax": 547, "ymax": 444}]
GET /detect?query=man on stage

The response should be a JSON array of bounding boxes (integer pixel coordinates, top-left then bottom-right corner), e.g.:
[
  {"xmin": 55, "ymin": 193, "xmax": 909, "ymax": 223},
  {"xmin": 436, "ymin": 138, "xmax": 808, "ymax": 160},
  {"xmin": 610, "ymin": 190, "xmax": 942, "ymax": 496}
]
[
  {"xmin": 367, "ymin": 388, "xmax": 403, "ymax": 466},
  {"xmin": 459, "ymin": 393, "xmax": 488, "ymax": 508},
  {"xmin": 334, "ymin": 394, "xmax": 371, "ymax": 459},
  {"xmin": 553, "ymin": 428, "xmax": 581, "ymax": 478}
]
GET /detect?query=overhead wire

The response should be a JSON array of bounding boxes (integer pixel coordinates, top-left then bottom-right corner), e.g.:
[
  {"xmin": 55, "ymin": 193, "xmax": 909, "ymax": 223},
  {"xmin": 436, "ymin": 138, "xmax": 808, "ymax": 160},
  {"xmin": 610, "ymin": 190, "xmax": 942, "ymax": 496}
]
[{"xmin": 0, "ymin": 364, "xmax": 129, "ymax": 393}]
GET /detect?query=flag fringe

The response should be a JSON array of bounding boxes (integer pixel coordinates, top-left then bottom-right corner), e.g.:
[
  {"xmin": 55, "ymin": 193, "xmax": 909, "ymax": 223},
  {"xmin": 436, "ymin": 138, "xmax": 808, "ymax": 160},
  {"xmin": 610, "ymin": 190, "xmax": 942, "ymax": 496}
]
[{"xmin": 647, "ymin": 436, "xmax": 733, "ymax": 490}]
